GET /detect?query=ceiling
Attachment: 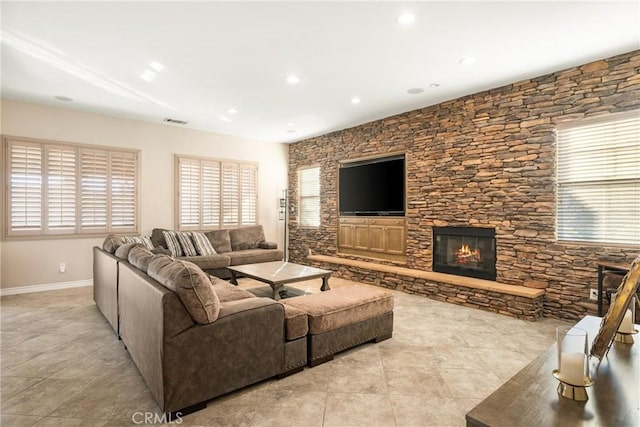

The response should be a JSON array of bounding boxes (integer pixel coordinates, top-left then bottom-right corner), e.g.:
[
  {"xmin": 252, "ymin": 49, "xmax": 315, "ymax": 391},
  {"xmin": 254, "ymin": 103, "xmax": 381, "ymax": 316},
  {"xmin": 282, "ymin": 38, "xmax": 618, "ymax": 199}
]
[{"xmin": 2, "ymin": 2, "xmax": 639, "ymax": 143}]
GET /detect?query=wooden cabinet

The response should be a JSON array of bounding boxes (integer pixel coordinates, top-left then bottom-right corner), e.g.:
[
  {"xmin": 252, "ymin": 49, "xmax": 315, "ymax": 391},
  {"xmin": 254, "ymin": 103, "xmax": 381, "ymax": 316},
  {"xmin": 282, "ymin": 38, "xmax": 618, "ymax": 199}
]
[{"xmin": 338, "ymin": 216, "xmax": 406, "ymax": 260}]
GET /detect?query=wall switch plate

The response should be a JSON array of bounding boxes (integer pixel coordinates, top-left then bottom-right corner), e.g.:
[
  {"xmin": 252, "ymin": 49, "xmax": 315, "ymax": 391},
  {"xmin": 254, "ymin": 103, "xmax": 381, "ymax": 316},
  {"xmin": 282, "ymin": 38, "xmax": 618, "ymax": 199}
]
[
  {"xmin": 59, "ymin": 263, "xmax": 66, "ymax": 273},
  {"xmin": 589, "ymin": 288, "xmax": 598, "ymax": 301}
]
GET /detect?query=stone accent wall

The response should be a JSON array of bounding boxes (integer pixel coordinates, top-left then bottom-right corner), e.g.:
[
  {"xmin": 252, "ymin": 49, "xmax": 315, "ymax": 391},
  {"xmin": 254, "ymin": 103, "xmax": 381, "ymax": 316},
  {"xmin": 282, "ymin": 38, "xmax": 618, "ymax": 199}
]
[{"xmin": 288, "ymin": 51, "xmax": 640, "ymax": 321}]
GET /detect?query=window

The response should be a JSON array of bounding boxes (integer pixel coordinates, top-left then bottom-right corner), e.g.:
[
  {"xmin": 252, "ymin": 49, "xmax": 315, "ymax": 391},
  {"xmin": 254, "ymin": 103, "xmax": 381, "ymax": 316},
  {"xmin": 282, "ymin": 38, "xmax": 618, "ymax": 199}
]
[
  {"xmin": 298, "ymin": 166, "xmax": 320, "ymax": 227},
  {"xmin": 556, "ymin": 111, "xmax": 640, "ymax": 245},
  {"xmin": 4, "ymin": 136, "xmax": 139, "ymax": 238},
  {"xmin": 176, "ymin": 155, "xmax": 257, "ymax": 230}
]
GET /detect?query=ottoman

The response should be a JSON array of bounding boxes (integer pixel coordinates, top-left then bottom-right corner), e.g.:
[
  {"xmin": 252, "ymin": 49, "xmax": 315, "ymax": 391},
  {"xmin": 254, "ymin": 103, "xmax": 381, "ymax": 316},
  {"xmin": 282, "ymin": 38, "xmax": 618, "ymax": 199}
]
[{"xmin": 282, "ymin": 286, "xmax": 394, "ymax": 366}]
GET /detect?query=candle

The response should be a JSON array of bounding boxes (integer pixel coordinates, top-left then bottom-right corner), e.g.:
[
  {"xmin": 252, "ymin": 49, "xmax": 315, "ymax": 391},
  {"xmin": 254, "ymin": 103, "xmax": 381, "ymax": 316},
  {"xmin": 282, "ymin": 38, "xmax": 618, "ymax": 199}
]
[
  {"xmin": 619, "ymin": 309, "xmax": 634, "ymax": 334},
  {"xmin": 559, "ymin": 352, "xmax": 585, "ymax": 385}
]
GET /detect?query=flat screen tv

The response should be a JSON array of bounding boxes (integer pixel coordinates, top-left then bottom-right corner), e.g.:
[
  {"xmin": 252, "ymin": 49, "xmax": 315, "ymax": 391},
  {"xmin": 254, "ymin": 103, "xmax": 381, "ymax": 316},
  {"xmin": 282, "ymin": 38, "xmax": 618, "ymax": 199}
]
[{"xmin": 339, "ymin": 155, "xmax": 405, "ymax": 216}]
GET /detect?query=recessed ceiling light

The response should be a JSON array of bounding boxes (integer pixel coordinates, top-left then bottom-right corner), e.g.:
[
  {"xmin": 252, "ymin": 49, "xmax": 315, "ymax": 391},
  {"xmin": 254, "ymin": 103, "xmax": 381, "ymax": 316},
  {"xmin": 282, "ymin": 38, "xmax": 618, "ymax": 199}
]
[
  {"xmin": 219, "ymin": 116, "xmax": 231, "ymax": 122},
  {"xmin": 351, "ymin": 96, "xmax": 361, "ymax": 104},
  {"xmin": 429, "ymin": 83, "xmax": 440, "ymax": 88},
  {"xmin": 286, "ymin": 75, "xmax": 300, "ymax": 84},
  {"xmin": 459, "ymin": 57, "xmax": 476, "ymax": 65},
  {"xmin": 54, "ymin": 95, "xmax": 73, "ymax": 102},
  {"xmin": 227, "ymin": 108, "xmax": 238, "ymax": 115},
  {"xmin": 149, "ymin": 61, "xmax": 165, "ymax": 73},
  {"xmin": 286, "ymin": 122, "xmax": 295, "ymax": 126},
  {"xmin": 396, "ymin": 12, "xmax": 415, "ymax": 25},
  {"xmin": 140, "ymin": 69, "xmax": 156, "ymax": 82},
  {"xmin": 407, "ymin": 88, "xmax": 424, "ymax": 94}
]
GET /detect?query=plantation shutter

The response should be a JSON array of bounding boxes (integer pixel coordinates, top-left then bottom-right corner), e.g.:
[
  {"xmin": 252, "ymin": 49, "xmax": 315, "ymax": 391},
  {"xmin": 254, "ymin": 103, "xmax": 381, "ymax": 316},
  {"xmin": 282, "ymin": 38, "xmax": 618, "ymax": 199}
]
[
  {"xmin": 298, "ymin": 167, "xmax": 320, "ymax": 227},
  {"xmin": 45, "ymin": 145, "xmax": 76, "ymax": 233},
  {"xmin": 110, "ymin": 151, "xmax": 137, "ymax": 231},
  {"xmin": 556, "ymin": 112, "xmax": 640, "ymax": 245},
  {"xmin": 179, "ymin": 158, "xmax": 201, "ymax": 229},
  {"xmin": 240, "ymin": 164, "xmax": 258, "ymax": 225},
  {"xmin": 80, "ymin": 148, "xmax": 108, "ymax": 231},
  {"xmin": 8, "ymin": 141, "xmax": 42, "ymax": 234},
  {"xmin": 222, "ymin": 163, "xmax": 239, "ymax": 226},
  {"xmin": 202, "ymin": 160, "xmax": 221, "ymax": 228}
]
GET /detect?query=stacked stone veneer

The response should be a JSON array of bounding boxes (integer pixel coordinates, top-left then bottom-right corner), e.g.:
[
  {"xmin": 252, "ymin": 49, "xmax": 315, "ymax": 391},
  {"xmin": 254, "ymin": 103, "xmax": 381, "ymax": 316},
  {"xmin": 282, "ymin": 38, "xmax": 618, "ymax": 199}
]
[{"xmin": 288, "ymin": 50, "xmax": 640, "ymax": 321}]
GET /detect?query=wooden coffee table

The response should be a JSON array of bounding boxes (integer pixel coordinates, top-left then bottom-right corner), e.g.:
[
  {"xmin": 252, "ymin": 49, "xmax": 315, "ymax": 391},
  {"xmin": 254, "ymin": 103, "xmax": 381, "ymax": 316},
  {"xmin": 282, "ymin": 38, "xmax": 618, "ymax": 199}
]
[{"xmin": 227, "ymin": 261, "xmax": 332, "ymax": 300}]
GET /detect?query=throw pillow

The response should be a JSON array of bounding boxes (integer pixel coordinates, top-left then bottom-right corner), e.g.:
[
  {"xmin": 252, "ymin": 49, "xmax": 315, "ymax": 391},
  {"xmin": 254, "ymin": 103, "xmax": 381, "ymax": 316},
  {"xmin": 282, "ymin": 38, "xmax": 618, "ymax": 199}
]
[
  {"xmin": 176, "ymin": 231, "xmax": 198, "ymax": 257},
  {"xmin": 148, "ymin": 257, "xmax": 221, "ymax": 324},
  {"xmin": 123, "ymin": 235, "xmax": 154, "ymax": 250},
  {"xmin": 114, "ymin": 242, "xmax": 139, "ymax": 260},
  {"xmin": 163, "ymin": 230, "xmax": 183, "ymax": 257},
  {"xmin": 190, "ymin": 231, "xmax": 217, "ymax": 256}
]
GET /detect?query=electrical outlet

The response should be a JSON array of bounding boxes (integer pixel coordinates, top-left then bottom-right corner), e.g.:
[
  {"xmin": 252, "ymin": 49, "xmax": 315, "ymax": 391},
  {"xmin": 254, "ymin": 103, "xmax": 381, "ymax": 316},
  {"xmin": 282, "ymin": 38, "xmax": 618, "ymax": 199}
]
[
  {"xmin": 589, "ymin": 288, "xmax": 598, "ymax": 301},
  {"xmin": 59, "ymin": 263, "xmax": 66, "ymax": 273}
]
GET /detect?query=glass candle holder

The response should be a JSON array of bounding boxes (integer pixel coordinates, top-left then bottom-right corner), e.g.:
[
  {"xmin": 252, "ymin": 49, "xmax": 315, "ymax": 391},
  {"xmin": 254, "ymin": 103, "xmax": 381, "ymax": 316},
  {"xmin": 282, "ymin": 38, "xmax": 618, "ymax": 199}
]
[
  {"xmin": 615, "ymin": 295, "xmax": 637, "ymax": 343},
  {"xmin": 553, "ymin": 326, "xmax": 592, "ymax": 401}
]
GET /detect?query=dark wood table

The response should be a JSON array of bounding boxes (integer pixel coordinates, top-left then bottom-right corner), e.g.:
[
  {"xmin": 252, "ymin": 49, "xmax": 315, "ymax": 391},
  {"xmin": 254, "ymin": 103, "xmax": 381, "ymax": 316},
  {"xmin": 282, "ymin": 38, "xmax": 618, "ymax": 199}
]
[
  {"xmin": 466, "ymin": 315, "xmax": 639, "ymax": 427},
  {"xmin": 228, "ymin": 261, "xmax": 332, "ymax": 300}
]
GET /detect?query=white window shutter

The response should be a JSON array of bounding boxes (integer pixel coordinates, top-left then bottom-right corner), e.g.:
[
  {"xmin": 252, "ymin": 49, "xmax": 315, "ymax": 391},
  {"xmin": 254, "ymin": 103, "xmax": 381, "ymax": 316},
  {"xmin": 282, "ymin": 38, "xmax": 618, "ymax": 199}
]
[
  {"xmin": 8, "ymin": 141, "xmax": 43, "ymax": 234},
  {"xmin": 110, "ymin": 150, "xmax": 137, "ymax": 231},
  {"xmin": 240, "ymin": 164, "xmax": 257, "ymax": 225},
  {"xmin": 557, "ymin": 113, "xmax": 640, "ymax": 245},
  {"xmin": 80, "ymin": 148, "xmax": 108, "ymax": 231},
  {"xmin": 222, "ymin": 163, "xmax": 240, "ymax": 226},
  {"xmin": 298, "ymin": 167, "xmax": 321, "ymax": 227},
  {"xmin": 201, "ymin": 160, "xmax": 221, "ymax": 228},
  {"xmin": 179, "ymin": 158, "xmax": 201, "ymax": 229},
  {"xmin": 45, "ymin": 145, "xmax": 76, "ymax": 233}
]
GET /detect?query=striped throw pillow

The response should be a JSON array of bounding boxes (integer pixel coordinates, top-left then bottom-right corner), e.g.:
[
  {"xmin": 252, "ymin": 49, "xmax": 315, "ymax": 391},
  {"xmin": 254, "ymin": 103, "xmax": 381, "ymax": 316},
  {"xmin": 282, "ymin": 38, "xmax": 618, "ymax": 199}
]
[
  {"xmin": 163, "ymin": 231, "xmax": 183, "ymax": 257},
  {"xmin": 123, "ymin": 235, "xmax": 154, "ymax": 250},
  {"xmin": 190, "ymin": 232, "xmax": 217, "ymax": 256},
  {"xmin": 176, "ymin": 231, "xmax": 198, "ymax": 257}
]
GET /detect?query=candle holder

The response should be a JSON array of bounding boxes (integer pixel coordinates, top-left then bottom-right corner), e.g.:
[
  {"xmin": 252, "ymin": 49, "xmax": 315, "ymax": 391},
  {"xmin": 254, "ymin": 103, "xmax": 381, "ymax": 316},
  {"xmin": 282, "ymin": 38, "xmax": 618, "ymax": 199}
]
[
  {"xmin": 553, "ymin": 326, "xmax": 592, "ymax": 401},
  {"xmin": 614, "ymin": 296, "xmax": 637, "ymax": 344}
]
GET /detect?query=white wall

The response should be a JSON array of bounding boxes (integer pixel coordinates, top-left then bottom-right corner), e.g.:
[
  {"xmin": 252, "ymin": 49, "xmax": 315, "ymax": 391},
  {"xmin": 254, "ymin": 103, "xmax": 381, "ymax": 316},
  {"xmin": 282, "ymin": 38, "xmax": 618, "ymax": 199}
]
[{"xmin": 1, "ymin": 99, "xmax": 289, "ymax": 289}]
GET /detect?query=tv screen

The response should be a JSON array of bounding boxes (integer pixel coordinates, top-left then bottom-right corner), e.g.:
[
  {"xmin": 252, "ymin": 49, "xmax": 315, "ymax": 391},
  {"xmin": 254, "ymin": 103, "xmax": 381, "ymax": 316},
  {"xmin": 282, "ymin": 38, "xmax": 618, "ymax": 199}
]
[{"xmin": 339, "ymin": 155, "xmax": 405, "ymax": 216}]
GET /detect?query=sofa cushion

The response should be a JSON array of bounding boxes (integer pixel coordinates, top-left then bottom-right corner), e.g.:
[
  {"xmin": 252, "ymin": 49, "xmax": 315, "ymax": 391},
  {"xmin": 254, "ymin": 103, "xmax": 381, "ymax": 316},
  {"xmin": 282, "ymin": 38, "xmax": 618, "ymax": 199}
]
[
  {"xmin": 148, "ymin": 257, "xmax": 221, "ymax": 324},
  {"xmin": 115, "ymin": 242, "xmax": 139, "ymax": 260},
  {"xmin": 163, "ymin": 230, "xmax": 184, "ymax": 257},
  {"xmin": 280, "ymin": 303, "xmax": 309, "ymax": 340},
  {"xmin": 151, "ymin": 228, "xmax": 169, "ymax": 249},
  {"xmin": 206, "ymin": 229, "xmax": 232, "ymax": 254},
  {"xmin": 229, "ymin": 226, "xmax": 265, "ymax": 251},
  {"xmin": 128, "ymin": 246, "xmax": 156, "ymax": 272},
  {"xmin": 191, "ymin": 231, "xmax": 217, "ymax": 256},
  {"xmin": 103, "ymin": 235, "xmax": 125, "ymax": 254},
  {"xmin": 228, "ymin": 248, "xmax": 284, "ymax": 266},
  {"xmin": 210, "ymin": 277, "xmax": 256, "ymax": 302},
  {"xmin": 176, "ymin": 254, "xmax": 230, "ymax": 271},
  {"xmin": 282, "ymin": 287, "xmax": 394, "ymax": 335},
  {"xmin": 259, "ymin": 241, "xmax": 277, "ymax": 250},
  {"xmin": 123, "ymin": 235, "xmax": 154, "ymax": 250}
]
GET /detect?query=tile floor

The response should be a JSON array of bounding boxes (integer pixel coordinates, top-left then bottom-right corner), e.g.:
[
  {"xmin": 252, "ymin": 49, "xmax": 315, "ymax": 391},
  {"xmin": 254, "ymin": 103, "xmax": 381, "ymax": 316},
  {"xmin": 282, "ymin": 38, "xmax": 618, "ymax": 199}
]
[{"xmin": 1, "ymin": 278, "xmax": 568, "ymax": 426}]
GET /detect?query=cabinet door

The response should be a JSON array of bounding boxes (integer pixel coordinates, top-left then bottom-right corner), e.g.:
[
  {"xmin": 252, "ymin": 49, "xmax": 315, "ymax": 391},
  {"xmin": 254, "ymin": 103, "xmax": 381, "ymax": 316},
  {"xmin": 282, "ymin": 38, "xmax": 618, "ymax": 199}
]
[
  {"xmin": 353, "ymin": 224, "xmax": 370, "ymax": 250},
  {"xmin": 339, "ymin": 224, "xmax": 354, "ymax": 248},
  {"xmin": 385, "ymin": 226, "xmax": 405, "ymax": 254},
  {"xmin": 369, "ymin": 225, "xmax": 385, "ymax": 252}
]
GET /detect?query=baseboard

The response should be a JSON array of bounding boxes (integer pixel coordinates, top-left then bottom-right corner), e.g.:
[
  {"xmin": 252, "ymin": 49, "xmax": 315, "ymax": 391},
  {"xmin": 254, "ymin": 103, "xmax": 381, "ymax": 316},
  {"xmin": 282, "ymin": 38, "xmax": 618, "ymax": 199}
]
[{"xmin": 0, "ymin": 279, "xmax": 93, "ymax": 296}]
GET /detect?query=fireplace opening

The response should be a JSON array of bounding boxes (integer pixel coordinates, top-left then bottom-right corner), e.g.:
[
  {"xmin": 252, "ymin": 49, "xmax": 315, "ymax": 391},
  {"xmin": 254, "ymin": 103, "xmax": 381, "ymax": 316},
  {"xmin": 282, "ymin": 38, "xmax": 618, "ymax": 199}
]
[{"xmin": 433, "ymin": 227, "xmax": 496, "ymax": 281}]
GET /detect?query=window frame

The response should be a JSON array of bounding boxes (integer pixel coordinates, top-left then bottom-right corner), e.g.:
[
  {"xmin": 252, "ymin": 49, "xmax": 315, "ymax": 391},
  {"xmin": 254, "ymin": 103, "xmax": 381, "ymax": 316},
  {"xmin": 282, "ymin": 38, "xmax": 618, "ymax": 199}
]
[
  {"xmin": 174, "ymin": 154, "xmax": 259, "ymax": 231},
  {"xmin": 2, "ymin": 135, "xmax": 141, "ymax": 239},
  {"xmin": 297, "ymin": 165, "xmax": 321, "ymax": 228},
  {"xmin": 555, "ymin": 110, "xmax": 640, "ymax": 247}
]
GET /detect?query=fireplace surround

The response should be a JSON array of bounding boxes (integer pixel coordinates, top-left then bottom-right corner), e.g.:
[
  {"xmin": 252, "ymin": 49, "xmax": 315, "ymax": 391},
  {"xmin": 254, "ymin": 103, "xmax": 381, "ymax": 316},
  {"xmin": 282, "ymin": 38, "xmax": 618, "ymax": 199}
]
[{"xmin": 433, "ymin": 227, "xmax": 496, "ymax": 281}]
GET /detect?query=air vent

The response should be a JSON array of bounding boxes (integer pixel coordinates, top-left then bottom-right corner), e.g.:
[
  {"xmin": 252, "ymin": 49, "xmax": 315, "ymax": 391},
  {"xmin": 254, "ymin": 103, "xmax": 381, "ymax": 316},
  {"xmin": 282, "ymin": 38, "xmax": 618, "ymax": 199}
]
[{"xmin": 164, "ymin": 118, "xmax": 188, "ymax": 125}]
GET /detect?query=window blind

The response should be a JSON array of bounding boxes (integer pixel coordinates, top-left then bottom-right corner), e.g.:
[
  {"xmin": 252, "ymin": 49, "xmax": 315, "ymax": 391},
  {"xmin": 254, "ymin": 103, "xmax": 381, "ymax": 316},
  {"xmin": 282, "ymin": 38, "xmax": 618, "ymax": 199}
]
[
  {"xmin": 556, "ymin": 112, "xmax": 640, "ymax": 245},
  {"xmin": 298, "ymin": 167, "xmax": 320, "ymax": 227},
  {"xmin": 176, "ymin": 155, "xmax": 257, "ymax": 230},
  {"xmin": 4, "ymin": 136, "xmax": 139, "ymax": 238}
]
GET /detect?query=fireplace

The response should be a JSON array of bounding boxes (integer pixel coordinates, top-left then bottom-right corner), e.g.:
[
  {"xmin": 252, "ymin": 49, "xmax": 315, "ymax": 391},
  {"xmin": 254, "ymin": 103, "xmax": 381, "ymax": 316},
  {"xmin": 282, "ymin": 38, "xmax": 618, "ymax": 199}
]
[{"xmin": 433, "ymin": 227, "xmax": 496, "ymax": 281}]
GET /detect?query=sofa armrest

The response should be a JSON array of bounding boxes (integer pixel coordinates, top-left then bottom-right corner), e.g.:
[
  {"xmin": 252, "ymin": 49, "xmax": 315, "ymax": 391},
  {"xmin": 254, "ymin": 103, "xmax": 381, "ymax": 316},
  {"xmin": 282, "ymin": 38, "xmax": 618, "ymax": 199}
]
[
  {"xmin": 162, "ymin": 297, "xmax": 285, "ymax": 412},
  {"xmin": 259, "ymin": 241, "xmax": 277, "ymax": 249}
]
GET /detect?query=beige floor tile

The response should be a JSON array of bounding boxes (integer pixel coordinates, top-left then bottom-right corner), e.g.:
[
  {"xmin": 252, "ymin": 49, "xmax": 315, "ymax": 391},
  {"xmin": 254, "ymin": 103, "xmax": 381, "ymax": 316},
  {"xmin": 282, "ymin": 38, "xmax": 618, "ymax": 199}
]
[
  {"xmin": 32, "ymin": 417, "xmax": 110, "ymax": 426},
  {"xmin": 1, "ymin": 377, "xmax": 43, "ymax": 402},
  {"xmin": 323, "ymin": 392, "xmax": 395, "ymax": 427},
  {"xmin": 1, "ymin": 378, "xmax": 88, "ymax": 416},
  {"xmin": 0, "ymin": 414, "xmax": 42, "ymax": 427},
  {"xmin": 390, "ymin": 394, "xmax": 465, "ymax": 427},
  {"xmin": 439, "ymin": 368, "xmax": 504, "ymax": 400},
  {"xmin": 251, "ymin": 390, "xmax": 327, "ymax": 427},
  {"xmin": 384, "ymin": 366, "xmax": 449, "ymax": 397}
]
